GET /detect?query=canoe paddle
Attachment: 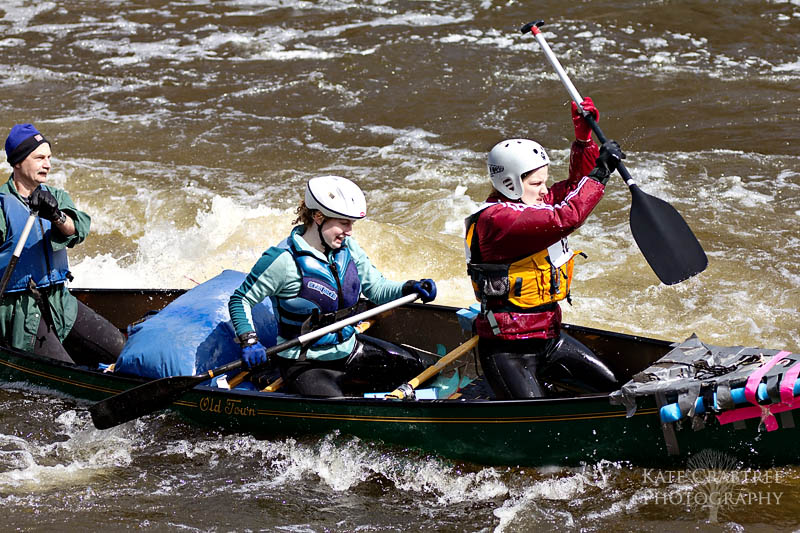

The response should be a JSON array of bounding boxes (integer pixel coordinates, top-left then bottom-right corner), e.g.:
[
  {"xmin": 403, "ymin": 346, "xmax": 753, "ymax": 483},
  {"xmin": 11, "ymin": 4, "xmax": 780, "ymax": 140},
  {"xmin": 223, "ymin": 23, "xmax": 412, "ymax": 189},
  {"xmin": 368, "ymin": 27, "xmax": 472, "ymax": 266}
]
[
  {"xmin": 0, "ymin": 213, "xmax": 37, "ymax": 298},
  {"xmin": 385, "ymin": 335, "xmax": 479, "ymax": 400},
  {"xmin": 89, "ymin": 292, "xmax": 421, "ymax": 430},
  {"xmin": 521, "ymin": 20, "xmax": 708, "ymax": 285},
  {"xmin": 224, "ymin": 317, "xmax": 378, "ymax": 390}
]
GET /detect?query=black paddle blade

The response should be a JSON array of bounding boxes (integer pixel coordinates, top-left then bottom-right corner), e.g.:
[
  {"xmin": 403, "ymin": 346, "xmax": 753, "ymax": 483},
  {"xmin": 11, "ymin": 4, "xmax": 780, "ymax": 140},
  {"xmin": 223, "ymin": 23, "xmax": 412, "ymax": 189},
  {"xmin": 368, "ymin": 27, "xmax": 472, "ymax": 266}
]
[
  {"xmin": 89, "ymin": 374, "xmax": 205, "ymax": 430},
  {"xmin": 628, "ymin": 185, "xmax": 708, "ymax": 285}
]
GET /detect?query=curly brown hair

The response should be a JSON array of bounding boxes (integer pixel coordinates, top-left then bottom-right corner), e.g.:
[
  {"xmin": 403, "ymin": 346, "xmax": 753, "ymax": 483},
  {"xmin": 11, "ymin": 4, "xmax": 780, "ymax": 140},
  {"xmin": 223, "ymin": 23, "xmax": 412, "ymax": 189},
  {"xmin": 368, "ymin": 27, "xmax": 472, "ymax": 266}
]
[{"xmin": 292, "ymin": 200, "xmax": 316, "ymax": 226}]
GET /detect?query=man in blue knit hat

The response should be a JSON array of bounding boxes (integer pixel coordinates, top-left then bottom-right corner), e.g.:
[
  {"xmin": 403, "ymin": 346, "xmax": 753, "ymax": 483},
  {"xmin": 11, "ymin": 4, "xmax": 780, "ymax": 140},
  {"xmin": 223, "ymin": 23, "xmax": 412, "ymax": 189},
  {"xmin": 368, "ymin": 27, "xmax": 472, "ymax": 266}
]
[{"xmin": 0, "ymin": 123, "xmax": 125, "ymax": 365}]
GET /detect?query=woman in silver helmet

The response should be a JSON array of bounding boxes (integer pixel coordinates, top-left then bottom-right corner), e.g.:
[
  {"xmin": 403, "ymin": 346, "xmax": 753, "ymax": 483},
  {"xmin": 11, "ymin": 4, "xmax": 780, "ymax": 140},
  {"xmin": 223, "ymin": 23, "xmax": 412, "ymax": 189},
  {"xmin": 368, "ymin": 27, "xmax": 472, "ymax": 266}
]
[
  {"xmin": 229, "ymin": 176, "xmax": 437, "ymax": 397},
  {"xmin": 465, "ymin": 98, "xmax": 623, "ymax": 399}
]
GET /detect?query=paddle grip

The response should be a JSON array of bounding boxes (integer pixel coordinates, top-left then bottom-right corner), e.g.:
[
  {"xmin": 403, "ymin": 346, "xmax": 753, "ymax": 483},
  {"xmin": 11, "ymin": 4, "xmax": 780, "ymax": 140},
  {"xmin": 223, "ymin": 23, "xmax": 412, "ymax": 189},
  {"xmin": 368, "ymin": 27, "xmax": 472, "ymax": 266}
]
[
  {"xmin": 206, "ymin": 359, "xmax": 245, "ymax": 378},
  {"xmin": 524, "ymin": 21, "xmax": 635, "ymax": 189}
]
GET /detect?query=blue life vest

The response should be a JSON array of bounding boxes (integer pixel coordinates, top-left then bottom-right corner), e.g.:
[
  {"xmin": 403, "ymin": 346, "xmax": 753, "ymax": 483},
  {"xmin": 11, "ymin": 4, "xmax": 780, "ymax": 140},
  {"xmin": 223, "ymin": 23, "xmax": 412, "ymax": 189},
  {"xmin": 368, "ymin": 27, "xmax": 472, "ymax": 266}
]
[
  {"xmin": 0, "ymin": 188, "xmax": 70, "ymax": 293},
  {"xmin": 274, "ymin": 232, "xmax": 361, "ymax": 348}
]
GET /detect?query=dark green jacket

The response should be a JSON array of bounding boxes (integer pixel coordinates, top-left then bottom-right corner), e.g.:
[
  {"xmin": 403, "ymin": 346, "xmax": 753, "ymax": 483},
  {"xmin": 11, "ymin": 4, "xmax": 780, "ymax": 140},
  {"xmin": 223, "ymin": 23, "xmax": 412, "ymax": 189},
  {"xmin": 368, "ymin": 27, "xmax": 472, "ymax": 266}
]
[{"xmin": 0, "ymin": 176, "xmax": 91, "ymax": 351}]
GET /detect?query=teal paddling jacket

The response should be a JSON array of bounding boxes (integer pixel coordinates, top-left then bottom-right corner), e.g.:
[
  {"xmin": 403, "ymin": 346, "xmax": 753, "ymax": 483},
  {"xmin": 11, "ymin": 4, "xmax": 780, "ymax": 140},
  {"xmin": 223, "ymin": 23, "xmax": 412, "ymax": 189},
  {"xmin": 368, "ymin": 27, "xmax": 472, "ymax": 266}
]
[{"xmin": 229, "ymin": 225, "xmax": 404, "ymax": 361}]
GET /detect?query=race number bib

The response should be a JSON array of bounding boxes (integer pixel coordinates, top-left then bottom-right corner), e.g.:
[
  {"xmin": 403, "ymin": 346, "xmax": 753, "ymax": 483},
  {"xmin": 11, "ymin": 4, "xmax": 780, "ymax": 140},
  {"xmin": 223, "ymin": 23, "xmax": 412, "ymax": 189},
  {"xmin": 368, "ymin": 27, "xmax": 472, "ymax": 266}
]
[{"xmin": 547, "ymin": 238, "xmax": 572, "ymax": 269}]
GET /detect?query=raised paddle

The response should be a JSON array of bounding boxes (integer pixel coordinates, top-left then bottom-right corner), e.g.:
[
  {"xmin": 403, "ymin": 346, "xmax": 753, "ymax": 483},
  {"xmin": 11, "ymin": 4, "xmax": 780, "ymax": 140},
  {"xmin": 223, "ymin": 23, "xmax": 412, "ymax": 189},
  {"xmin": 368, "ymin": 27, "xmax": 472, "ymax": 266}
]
[
  {"xmin": 521, "ymin": 20, "xmax": 708, "ymax": 285},
  {"xmin": 0, "ymin": 213, "xmax": 37, "ymax": 298},
  {"xmin": 385, "ymin": 335, "xmax": 479, "ymax": 400},
  {"xmin": 89, "ymin": 292, "xmax": 421, "ymax": 430}
]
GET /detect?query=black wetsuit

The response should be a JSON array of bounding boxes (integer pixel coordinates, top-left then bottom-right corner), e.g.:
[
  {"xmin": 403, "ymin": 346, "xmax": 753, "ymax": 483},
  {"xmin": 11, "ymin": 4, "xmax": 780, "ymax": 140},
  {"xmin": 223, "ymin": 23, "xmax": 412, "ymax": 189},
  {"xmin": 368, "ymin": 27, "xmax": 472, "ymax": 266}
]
[
  {"xmin": 277, "ymin": 334, "xmax": 430, "ymax": 397},
  {"xmin": 478, "ymin": 331, "xmax": 618, "ymax": 399}
]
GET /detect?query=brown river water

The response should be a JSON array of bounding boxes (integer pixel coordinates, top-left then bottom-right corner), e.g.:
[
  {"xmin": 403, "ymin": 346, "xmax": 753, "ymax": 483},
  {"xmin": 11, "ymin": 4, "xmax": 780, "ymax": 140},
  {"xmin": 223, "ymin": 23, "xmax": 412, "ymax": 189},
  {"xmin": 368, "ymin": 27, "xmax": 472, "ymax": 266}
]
[{"xmin": 1, "ymin": 1, "xmax": 799, "ymax": 531}]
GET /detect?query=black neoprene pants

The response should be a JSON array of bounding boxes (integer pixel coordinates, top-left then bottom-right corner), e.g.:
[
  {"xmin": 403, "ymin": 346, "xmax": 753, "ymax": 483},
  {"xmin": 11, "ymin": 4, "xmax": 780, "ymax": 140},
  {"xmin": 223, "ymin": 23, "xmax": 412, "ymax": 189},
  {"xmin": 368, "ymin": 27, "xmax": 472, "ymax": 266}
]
[
  {"xmin": 277, "ymin": 334, "xmax": 428, "ymax": 397},
  {"xmin": 33, "ymin": 300, "xmax": 125, "ymax": 367},
  {"xmin": 478, "ymin": 331, "xmax": 618, "ymax": 400}
]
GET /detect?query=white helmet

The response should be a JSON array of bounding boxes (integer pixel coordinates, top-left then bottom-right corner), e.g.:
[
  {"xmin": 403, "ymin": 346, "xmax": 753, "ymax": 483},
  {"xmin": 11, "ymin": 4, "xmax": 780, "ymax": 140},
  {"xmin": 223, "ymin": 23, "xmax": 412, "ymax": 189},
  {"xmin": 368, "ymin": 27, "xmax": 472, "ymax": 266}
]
[
  {"xmin": 487, "ymin": 139, "xmax": 550, "ymax": 200},
  {"xmin": 305, "ymin": 175, "xmax": 367, "ymax": 220}
]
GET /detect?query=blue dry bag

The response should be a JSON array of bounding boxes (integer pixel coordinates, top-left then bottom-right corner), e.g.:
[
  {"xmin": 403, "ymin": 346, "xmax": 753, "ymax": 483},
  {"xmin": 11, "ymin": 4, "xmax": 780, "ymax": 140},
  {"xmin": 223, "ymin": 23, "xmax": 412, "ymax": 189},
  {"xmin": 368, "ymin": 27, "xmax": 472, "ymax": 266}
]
[{"xmin": 114, "ymin": 270, "xmax": 277, "ymax": 378}]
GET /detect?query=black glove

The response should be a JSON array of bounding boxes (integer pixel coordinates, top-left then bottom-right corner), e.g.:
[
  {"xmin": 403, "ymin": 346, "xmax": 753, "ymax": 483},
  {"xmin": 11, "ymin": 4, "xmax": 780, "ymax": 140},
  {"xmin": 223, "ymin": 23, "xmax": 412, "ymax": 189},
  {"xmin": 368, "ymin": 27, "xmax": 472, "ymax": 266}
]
[
  {"xmin": 402, "ymin": 279, "xmax": 437, "ymax": 303},
  {"xmin": 587, "ymin": 141, "xmax": 626, "ymax": 185},
  {"xmin": 29, "ymin": 187, "xmax": 64, "ymax": 224}
]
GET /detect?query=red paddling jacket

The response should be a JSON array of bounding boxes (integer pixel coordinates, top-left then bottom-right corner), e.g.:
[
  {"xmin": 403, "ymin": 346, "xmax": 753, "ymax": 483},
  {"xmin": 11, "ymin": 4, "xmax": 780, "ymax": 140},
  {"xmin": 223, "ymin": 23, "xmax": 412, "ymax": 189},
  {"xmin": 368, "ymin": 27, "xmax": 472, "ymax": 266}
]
[{"xmin": 465, "ymin": 139, "xmax": 604, "ymax": 340}]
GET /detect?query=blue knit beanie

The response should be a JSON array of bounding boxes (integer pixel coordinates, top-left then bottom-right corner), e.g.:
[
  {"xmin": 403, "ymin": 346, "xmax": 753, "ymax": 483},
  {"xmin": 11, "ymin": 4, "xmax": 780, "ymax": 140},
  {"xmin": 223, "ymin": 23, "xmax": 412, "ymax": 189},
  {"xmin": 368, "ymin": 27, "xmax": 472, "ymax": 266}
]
[{"xmin": 5, "ymin": 124, "xmax": 50, "ymax": 166}]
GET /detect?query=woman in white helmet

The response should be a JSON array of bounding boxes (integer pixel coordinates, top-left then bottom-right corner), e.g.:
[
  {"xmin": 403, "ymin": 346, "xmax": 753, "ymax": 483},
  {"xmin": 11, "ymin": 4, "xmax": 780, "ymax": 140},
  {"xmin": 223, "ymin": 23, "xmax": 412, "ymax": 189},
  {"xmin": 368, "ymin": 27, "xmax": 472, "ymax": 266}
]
[
  {"xmin": 229, "ymin": 176, "xmax": 437, "ymax": 397},
  {"xmin": 464, "ymin": 98, "xmax": 623, "ymax": 399}
]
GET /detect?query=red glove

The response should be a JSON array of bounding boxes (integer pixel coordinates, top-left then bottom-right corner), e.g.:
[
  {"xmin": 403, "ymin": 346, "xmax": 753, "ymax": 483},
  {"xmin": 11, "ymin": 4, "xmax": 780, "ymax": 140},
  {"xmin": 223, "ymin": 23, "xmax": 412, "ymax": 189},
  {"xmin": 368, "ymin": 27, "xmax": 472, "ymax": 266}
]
[{"xmin": 571, "ymin": 97, "xmax": 599, "ymax": 142}]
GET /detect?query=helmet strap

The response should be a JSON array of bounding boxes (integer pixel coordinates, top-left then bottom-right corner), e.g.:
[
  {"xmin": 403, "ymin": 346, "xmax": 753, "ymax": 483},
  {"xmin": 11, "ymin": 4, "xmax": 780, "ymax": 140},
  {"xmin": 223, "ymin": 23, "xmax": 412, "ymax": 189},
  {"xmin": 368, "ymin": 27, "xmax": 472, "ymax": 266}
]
[{"xmin": 315, "ymin": 216, "xmax": 332, "ymax": 254}]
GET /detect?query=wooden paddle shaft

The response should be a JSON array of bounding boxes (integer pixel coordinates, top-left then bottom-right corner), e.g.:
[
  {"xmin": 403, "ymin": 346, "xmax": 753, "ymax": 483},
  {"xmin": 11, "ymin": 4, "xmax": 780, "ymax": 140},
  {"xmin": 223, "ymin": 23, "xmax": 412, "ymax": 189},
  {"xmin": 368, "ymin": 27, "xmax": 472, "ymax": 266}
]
[{"xmin": 386, "ymin": 335, "xmax": 479, "ymax": 399}]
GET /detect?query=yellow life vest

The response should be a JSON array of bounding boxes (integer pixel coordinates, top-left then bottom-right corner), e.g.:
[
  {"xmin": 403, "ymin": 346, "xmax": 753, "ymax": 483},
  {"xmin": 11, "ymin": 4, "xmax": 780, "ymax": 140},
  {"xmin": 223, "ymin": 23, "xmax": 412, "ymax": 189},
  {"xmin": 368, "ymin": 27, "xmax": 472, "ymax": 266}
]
[{"xmin": 465, "ymin": 214, "xmax": 582, "ymax": 311}]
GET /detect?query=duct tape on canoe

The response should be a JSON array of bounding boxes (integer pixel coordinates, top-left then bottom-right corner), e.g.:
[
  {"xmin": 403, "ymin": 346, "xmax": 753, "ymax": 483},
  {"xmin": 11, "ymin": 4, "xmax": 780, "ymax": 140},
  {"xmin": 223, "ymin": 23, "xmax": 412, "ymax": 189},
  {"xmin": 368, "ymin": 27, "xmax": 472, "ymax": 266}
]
[{"xmin": 609, "ymin": 334, "xmax": 800, "ymax": 432}]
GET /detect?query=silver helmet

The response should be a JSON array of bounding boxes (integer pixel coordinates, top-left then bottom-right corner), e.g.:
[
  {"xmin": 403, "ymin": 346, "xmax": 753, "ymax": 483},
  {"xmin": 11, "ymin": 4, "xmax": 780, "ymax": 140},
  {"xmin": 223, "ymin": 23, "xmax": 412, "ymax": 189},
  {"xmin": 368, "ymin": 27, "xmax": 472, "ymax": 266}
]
[
  {"xmin": 487, "ymin": 139, "xmax": 550, "ymax": 200},
  {"xmin": 305, "ymin": 175, "xmax": 367, "ymax": 220}
]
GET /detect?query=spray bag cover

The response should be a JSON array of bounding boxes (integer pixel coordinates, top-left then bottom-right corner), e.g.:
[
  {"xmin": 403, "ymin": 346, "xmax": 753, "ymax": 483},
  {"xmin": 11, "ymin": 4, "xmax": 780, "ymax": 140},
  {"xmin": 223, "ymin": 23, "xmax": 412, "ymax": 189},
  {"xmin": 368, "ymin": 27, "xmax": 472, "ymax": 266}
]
[{"xmin": 114, "ymin": 269, "xmax": 277, "ymax": 378}]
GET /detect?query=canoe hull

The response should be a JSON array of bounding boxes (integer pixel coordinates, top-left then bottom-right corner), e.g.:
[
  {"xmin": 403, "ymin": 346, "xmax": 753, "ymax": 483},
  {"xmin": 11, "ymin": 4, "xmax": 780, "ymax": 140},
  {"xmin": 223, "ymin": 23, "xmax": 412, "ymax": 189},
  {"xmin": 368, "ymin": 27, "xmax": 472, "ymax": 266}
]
[{"xmin": 0, "ymin": 288, "xmax": 796, "ymax": 467}]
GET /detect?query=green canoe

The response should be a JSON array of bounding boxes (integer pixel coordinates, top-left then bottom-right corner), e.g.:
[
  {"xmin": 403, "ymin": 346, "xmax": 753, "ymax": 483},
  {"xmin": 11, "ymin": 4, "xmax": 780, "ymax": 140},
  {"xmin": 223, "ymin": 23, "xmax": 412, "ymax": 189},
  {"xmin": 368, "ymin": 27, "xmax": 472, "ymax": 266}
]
[{"xmin": 0, "ymin": 288, "xmax": 796, "ymax": 467}]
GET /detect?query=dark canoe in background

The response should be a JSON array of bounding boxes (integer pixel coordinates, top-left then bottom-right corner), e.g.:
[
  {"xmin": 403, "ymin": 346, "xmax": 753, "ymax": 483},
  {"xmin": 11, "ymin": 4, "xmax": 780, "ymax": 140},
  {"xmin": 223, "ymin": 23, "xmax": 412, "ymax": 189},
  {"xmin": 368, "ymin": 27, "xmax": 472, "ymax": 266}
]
[{"xmin": 0, "ymin": 288, "xmax": 796, "ymax": 467}]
